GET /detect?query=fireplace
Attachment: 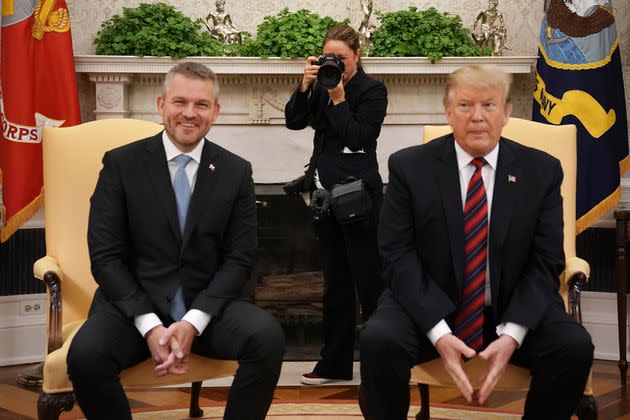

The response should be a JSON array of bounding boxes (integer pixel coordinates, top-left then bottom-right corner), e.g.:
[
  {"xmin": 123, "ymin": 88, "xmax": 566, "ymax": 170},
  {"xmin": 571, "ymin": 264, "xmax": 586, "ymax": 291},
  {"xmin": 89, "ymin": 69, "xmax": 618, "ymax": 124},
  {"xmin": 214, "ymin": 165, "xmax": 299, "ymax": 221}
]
[{"xmin": 254, "ymin": 194, "xmax": 324, "ymax": 324}]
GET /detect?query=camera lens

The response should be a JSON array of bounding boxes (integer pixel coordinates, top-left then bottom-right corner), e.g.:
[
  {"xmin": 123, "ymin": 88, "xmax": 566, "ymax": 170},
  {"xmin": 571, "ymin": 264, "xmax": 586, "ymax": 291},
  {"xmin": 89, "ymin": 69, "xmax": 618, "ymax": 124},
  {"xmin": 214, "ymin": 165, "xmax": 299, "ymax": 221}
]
[
  {"xmin": 318, "ymin": 64, "xmax": 342, "ymax": 88},
  {"xmin": 316, "ymin": 56, "xmax": 345, "ymax": 89}
]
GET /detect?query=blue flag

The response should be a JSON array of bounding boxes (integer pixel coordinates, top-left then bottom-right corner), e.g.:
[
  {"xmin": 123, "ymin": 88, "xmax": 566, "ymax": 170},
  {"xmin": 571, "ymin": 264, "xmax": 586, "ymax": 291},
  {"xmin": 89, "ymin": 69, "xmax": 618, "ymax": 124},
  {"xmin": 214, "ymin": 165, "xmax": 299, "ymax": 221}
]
[{"xmin": 533, "ymin": 0, "xmax": 628, "ymax": 233}]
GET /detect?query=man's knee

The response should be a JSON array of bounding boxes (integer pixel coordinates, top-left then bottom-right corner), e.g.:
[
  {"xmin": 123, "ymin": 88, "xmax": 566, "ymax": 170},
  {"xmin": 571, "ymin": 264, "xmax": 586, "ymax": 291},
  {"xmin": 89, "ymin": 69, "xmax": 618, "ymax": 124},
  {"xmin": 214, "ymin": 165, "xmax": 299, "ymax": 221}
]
[
  {"xmin": 564, "ymin": 326, "xmax": 594, "ymax": 367},
  {"xmin": 360, "ymin": 317, "xmax": 404, "ymax": 362},
  {"xmin": 67, "ymin": 337, "xmax": 110, "ymax": 381},
  {"xmin": 534, "ymin": 322, "xmax": 594, "ymax": 374},
  {"xmin": 246, "ymin": 315, "xmax": 286, "ymax": 364}
]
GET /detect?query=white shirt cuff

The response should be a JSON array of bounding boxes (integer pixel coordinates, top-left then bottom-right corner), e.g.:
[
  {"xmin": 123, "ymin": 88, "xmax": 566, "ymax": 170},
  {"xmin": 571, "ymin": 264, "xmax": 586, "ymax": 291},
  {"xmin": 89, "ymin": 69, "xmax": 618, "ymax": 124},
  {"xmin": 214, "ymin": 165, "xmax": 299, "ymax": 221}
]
[
  {"xmin": 496, "ymin": 322, "xmax": 528, "ymax": 347},
  {"xmin": 182, "ymin": 309, "xmax": 212, "ymax": 335},
  {"xmin": 134, "ymin": 313, "xmax": 163, "ymax": 337},
  {"xmin": 427, "ymin": 319, "xmax": 452, "ymax": 345}
]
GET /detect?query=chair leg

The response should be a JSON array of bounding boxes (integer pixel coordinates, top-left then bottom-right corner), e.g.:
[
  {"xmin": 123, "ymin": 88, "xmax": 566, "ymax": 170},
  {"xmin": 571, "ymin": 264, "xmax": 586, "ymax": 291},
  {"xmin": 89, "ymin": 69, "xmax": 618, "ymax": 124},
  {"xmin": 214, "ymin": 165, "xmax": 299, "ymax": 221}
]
[
  {"xmin": 189, "ymin": 381, "xmax": 204, "ymax": 418},
  {"xmin": 37, "ymin": 392, "xmax": 74, "ymax": 420},
  {"xmin": 575, "ymin": 394, "xmax": 598, "ymax": 420},
  {"xmin": 416, "ymin": 383, "xmax": 430, "ymax": 420}
]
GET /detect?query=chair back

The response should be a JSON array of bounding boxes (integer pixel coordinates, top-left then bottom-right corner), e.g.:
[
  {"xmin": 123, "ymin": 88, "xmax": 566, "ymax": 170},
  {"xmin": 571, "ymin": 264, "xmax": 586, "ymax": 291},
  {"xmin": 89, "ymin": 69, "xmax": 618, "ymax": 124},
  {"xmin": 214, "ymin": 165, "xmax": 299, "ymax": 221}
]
[
  {"xmin": 422, "ymin": 117, "xmax": 577, "ymax": 259},
  {"xmin": 42, "ymin": 119, "xmax": 163, "ymax": 325}
]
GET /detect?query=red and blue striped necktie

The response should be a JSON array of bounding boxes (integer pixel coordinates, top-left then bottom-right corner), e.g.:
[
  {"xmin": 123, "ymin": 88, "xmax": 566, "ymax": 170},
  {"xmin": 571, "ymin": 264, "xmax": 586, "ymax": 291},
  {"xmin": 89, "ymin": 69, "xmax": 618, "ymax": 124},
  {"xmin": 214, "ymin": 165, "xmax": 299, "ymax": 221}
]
[{"xmin": 453, "ymin": 157, "xmax": 488, "ymax": 351}]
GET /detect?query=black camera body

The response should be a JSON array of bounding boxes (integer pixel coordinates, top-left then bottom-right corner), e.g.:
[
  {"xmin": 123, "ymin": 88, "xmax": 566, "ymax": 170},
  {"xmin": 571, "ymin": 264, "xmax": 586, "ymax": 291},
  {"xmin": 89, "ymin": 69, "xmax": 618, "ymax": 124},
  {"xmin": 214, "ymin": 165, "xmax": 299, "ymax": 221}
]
[
  {"xmin": 314, "ymin": 54, "xmax": 345, "ymax": 89},
  {"xmin": 283, "ymin": 174, "xmax": 309, "ymax": 196}
]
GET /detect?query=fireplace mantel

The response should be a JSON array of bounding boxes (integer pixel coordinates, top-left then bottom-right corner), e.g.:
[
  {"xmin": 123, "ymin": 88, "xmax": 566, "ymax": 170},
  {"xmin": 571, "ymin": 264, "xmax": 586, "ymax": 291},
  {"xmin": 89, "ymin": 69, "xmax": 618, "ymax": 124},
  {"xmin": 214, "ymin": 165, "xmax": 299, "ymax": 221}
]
[
  {"xmin": 74, "ymin": 55, "xmax": 537, "ymax": 123},
  {"xmin": 75, "ymin": 55, "xmax": 536, "ymax": 76}
]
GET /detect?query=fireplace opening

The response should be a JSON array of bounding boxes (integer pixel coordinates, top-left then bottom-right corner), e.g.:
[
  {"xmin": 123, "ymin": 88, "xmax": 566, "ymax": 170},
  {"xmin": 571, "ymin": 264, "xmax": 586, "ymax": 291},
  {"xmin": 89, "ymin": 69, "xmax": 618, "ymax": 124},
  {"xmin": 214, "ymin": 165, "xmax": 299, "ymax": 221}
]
[{"xmin": 254, "ymin": 193, "xmax": 328, "ymax": 359}]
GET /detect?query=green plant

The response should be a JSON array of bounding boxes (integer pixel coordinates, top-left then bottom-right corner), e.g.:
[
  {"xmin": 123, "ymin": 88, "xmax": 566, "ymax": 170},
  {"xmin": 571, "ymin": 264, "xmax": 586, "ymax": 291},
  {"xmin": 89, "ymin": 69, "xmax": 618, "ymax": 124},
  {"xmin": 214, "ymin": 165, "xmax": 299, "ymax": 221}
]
[
  {"xmin": 370, "ymin": 7, "xmax": 490, "ymax": 62},
  {"xmin": 242, "ymin": 8, "xmax": 347, "ymax": 58},
  {"xmin": 93, "ymin": 3, "xmax": 224, "ymax": 59}
]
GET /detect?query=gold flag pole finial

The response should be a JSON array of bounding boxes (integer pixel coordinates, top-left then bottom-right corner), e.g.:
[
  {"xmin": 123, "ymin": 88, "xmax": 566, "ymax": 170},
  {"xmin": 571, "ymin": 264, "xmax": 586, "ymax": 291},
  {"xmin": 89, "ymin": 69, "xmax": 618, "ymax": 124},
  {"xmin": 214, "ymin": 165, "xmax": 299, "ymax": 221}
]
[{"xmin": 2, "ymin": 0, "xmax": 15, "ymax": 17}]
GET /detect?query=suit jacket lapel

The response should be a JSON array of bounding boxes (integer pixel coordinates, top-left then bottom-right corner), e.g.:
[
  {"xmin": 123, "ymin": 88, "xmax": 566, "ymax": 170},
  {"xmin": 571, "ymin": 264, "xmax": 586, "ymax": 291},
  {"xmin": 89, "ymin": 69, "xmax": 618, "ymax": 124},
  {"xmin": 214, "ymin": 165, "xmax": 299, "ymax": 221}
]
[
  {"xmin": 489, "ymin": 138, "xmax": 519, "ymax": 306},
  {"xmin": 434, "ymin": 135, "xmax": 465, "ymax": 289},
  {"xmin": 181, "ymin": 139, "xmax": 219, "ymax": 247},
  {"xmin": 144, "ymin": 133, "xmax": 180, "ymax": 241}
]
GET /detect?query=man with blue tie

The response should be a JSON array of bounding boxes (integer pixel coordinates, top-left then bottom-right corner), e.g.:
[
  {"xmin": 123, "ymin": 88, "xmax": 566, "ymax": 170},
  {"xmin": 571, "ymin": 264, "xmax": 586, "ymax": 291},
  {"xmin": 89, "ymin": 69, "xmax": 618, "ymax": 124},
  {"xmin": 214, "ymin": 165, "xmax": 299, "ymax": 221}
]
[
  {"xmin": 359, "ymin": 65, "xmax": 593, "ymax": 420},
  {"xmin": 67, "ymin": 62, "xmax": 285, "ymax": 420}
]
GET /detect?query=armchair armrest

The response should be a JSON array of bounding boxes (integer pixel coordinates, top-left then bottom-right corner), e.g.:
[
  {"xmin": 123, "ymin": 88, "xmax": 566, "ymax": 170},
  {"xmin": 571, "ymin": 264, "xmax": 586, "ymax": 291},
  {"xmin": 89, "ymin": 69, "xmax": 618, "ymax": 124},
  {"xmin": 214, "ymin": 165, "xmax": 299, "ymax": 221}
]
[
  {"xmin": 33, "ymin": 256, "xmax": 64, "ymax": 354},
  {"xmin": 564, "ymin": 256, "xmax": 590, "ymax": 325},
  {"xmin": 34, "ymin": 255, "xmax": 62, "ymax": 280}
]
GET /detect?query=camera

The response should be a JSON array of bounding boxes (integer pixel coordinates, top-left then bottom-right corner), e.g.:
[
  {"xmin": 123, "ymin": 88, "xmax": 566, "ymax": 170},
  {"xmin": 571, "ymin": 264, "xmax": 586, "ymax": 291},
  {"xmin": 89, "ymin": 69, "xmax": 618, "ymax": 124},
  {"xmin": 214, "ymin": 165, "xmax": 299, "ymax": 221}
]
[
  {"xmin": 283, "ymin": 174, "xmax": 309, "ymax": 196},
  {"xmin": 310, "ymin": 189, "xmax": 330, "ymax": 222},
  {"xmin": 314, "ymin": 54, "xmax": 345, "ymax": 89}
]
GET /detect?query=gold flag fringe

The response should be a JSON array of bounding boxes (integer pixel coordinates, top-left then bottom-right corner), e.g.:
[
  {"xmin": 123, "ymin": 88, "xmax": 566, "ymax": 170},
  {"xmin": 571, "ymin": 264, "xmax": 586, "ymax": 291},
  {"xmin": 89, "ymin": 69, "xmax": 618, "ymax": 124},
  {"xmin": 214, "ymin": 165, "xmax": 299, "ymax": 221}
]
[
  {"xmin": 574, "ymin": 154, "xmax": 628, "ymax": 234},
  {"xmin": 576, "ymin": 186, "xmax": 620, "ymax": 234},
  {"xmin": 0, "ymin": 188, "xmax": 44, "ymax": 243}
]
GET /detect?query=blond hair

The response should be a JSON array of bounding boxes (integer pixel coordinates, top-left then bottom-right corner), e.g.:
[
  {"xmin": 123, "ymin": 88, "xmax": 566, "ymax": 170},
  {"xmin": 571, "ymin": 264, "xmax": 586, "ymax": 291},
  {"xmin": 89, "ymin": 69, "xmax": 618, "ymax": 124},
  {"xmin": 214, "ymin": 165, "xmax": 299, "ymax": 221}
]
[{"xmin": 443, "ymin": 64, "xmax": 512, "ymax": 107}]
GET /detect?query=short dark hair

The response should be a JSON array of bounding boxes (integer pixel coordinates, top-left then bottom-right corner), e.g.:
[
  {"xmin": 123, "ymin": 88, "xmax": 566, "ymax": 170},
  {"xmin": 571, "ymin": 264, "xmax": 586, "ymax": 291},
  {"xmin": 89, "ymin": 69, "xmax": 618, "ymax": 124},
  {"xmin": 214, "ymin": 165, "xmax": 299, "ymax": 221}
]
[{"xmin": 162, "ymin": 61, "xmax": 220, "ymax": 99}]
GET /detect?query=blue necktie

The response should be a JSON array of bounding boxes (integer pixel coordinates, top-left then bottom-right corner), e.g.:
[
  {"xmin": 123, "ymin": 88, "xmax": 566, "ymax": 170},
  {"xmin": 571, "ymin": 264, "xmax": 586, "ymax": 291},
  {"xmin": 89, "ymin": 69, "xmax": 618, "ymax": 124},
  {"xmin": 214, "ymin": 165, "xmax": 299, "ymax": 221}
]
[{"xmin": 170, "ymin": 154, "xmax": 193, "ymax": 321}]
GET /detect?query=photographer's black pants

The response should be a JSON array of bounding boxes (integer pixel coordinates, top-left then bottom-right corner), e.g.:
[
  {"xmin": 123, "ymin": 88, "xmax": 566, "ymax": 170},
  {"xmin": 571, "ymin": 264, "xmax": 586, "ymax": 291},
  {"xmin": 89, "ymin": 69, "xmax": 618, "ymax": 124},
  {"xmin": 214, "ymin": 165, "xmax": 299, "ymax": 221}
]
[{"xmin": 312, "ymin": 189, "xmax": 384, "ymax": 379}]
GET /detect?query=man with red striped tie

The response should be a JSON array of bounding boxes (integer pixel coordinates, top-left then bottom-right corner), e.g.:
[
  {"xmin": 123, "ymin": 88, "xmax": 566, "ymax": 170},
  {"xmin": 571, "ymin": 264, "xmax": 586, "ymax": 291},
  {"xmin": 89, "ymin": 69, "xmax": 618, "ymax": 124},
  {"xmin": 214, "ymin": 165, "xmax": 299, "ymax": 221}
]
[{"xmin": 359, "ymin": 65, "xmax": 593, "ymax": 420}]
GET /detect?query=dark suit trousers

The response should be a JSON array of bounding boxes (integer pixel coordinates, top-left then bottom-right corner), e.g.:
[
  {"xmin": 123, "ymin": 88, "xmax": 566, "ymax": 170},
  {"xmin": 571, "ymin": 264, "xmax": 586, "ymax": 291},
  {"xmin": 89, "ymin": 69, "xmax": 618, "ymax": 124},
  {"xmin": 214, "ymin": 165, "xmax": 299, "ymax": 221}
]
[
  {"xmin": 312, "ymin": 190, "xmax": 384, "ymax": 379},
  {"xmin": 67, "ymin": 300, "xmax": 285, "ymax": 420},
  {"xmin": 359, "ymin": 290, "xmax": 593, "ymax": 420}
]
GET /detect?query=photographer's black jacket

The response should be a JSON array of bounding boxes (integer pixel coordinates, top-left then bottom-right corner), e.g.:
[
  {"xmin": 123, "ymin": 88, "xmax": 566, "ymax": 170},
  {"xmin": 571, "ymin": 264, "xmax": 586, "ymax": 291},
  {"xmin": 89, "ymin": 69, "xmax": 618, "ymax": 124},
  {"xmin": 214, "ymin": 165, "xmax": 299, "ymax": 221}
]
[{"xmin": 284, "ymin": 67, "xmax": 388, "ymax": 190}]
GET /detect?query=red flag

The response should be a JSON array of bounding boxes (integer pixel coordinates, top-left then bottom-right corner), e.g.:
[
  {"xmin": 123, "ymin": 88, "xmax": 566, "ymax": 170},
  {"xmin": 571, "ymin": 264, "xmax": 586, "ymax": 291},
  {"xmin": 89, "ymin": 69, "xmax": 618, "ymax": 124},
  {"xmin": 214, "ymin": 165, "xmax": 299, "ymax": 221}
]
[{"xmin": 0, "ymin": 0, "xmax": 81, "ymax": 242}]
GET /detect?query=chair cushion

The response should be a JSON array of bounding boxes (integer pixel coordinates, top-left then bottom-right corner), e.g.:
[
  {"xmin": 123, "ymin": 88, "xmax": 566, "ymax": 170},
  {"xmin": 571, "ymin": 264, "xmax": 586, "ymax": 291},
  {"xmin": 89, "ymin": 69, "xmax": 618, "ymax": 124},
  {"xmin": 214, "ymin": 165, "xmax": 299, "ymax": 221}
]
[
  {"xmin": 410, "ymin": 358, "xmax": 531, "ymax": 391},
  {"xmin": 43, "ymin": 320, "xmax": 238, "ymax": 394}
]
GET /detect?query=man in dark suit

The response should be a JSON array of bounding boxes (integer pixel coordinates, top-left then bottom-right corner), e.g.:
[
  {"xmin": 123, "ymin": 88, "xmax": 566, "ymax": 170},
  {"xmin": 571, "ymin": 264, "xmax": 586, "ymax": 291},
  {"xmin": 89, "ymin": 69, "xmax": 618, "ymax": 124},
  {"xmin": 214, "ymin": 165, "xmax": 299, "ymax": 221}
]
[
  {"xmin": 66, "ymin": 62, "xmax": 285, "ymax": 420},
  {"xmin": 359, "ymin": 64, "xmax": 593, "ymax": 420}
]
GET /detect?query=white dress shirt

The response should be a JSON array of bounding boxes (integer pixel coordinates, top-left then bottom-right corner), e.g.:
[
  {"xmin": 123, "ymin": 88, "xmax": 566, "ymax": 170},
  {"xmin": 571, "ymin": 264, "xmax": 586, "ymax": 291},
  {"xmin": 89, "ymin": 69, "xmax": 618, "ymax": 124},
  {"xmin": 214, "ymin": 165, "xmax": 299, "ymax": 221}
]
[
  {"xmin": 134, "ymin": 132, "xmax": 212, "ymax": 337},
  {"xmin": 426, "ymin": 140, "xmax": 528, "ymax": 347}
]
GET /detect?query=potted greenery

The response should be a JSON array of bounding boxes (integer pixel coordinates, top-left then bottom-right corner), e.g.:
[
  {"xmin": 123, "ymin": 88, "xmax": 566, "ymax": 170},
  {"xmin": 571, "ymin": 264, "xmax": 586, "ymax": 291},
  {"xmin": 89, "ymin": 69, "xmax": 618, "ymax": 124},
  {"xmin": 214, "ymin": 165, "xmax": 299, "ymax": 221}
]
[
  {"xmin": 370, "ymin": 7, "xmax": 491, "ymax": 62},
  {"xmin": 93, "ymin": 4, "xmax": 490, "ymax": 62},
  {"xmin": 93, "ymin": 2, "xmax": 225, "ymax": 59},
  {"xmin": 239, "ymin": 8, "xmax": 346, "ymax": 59}
]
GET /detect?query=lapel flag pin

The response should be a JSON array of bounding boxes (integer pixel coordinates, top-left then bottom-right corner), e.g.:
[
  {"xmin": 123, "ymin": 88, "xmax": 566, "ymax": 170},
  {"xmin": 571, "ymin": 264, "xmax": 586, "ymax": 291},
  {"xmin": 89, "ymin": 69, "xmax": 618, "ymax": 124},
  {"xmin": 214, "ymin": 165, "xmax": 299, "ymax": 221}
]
[
  {"xmin": 508, "ymin": 174, "xmax": 517, "ymax": 183},
  {"xmin": 209, "ymin": 163, "xmax": 215, "ymax": 171}
]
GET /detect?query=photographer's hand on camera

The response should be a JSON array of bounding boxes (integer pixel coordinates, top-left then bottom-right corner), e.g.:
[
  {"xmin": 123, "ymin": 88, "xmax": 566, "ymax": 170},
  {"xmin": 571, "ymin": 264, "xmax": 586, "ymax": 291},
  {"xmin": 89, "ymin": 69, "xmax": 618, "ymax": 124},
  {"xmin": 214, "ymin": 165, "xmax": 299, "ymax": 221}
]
[
  {"xmin": 310, "ymin": 188, "xmax": 331, "ymax": 222},
  {"xmin": 300, "ymin": 56, "xmax": 346, "ymax": 105},
  {"xmin": 300, "ymin": 56, "xmax": 320, "ymax": 93},
  {"xmin": 327, "ymin": 80, "xmax": 346, "ymax": 105}
]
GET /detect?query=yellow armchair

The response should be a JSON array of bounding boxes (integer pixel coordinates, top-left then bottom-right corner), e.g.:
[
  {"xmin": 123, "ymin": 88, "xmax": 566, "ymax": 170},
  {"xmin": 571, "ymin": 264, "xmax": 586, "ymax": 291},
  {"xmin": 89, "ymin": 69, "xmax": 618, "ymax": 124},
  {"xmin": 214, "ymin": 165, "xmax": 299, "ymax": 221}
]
[
  {"xmin": 36, "ymin": 119, "xmax": 237, "ymax": 420},
  {"xmin": 410, "ymin": 117, "xmax": 596, "ymax": 420}
]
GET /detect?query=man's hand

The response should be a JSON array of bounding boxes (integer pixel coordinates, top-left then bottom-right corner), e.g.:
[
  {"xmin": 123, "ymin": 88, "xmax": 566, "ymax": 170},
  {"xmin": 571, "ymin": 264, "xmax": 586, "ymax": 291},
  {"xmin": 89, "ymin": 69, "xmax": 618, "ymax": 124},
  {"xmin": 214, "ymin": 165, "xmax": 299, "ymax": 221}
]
[
  {"xmin": 434, "ymin": 334, "xmax": 477, "ymax": 402},
  {"xmin": 476, "ymin": 335, "xmax": 518, "ymax": 404},
  {"xmin": 155, "ymin": 321, "xmax": 198, "ymax": 375},
  {"xmin": 146, "ymin": 325, "xmax": 175, "ymax": 376}
]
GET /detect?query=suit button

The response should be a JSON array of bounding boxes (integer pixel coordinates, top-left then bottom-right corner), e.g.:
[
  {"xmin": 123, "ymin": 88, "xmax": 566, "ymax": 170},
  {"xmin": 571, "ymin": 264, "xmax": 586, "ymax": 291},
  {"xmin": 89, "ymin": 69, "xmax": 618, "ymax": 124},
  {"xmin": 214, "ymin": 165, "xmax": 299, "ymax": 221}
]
[
  {"xmin": 165, "ymin": 296, "xmax": 172, "ymax": 303},
  {"xmin": 178, "ymin": 263, "xmax": 184, "ymax": 269}
]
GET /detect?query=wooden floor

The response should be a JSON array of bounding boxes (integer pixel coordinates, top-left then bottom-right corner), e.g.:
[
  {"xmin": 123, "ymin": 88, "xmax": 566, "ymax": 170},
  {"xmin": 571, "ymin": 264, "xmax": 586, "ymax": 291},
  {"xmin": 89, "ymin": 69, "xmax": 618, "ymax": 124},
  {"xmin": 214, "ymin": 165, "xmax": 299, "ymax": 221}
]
[{"xmin": 0, "ymin": 360, "xmax": 629, "ymax": 419}]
